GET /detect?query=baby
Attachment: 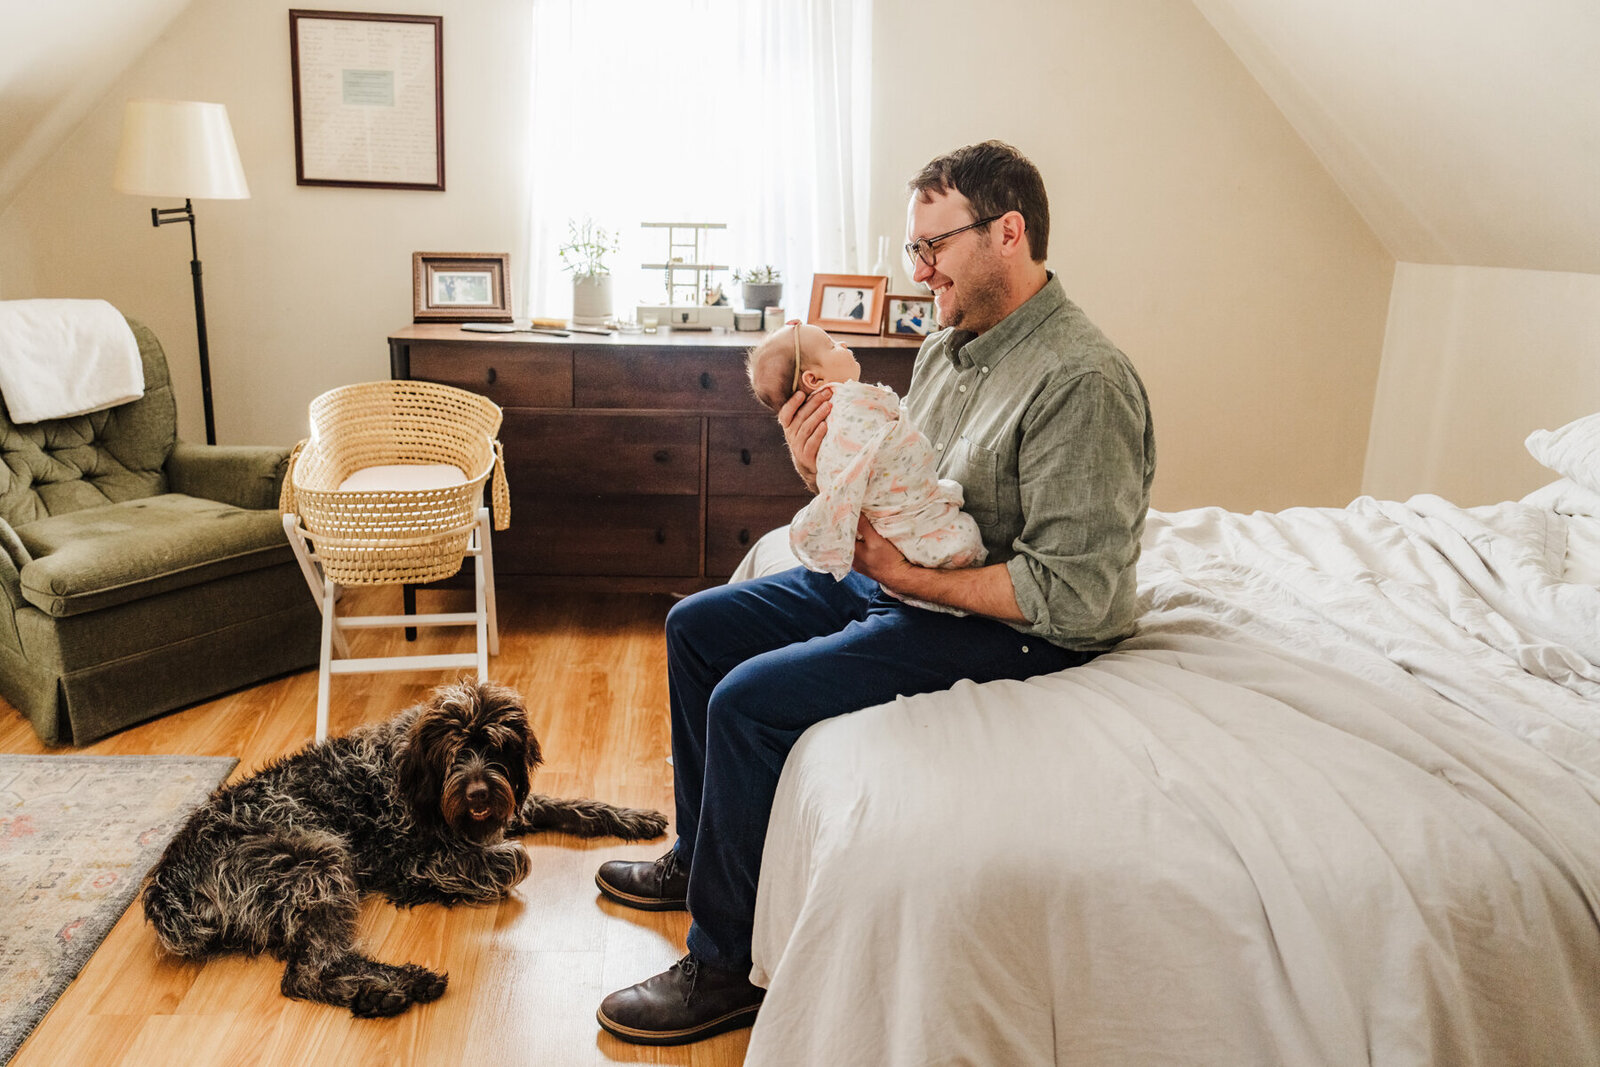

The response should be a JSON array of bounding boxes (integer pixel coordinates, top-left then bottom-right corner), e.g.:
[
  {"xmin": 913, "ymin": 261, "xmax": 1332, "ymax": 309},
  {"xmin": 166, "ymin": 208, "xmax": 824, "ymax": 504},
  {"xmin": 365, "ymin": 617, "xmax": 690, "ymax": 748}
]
[{"xmin": 746, "ymin": 321, "xmax": 986, "ymax": 612}]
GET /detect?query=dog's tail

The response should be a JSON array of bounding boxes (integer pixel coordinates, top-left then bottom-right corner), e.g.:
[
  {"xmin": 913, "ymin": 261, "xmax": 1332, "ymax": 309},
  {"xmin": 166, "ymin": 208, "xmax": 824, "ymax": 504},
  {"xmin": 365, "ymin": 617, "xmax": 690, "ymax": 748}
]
[{"xmin": 518, "ymin": 794, "xmax": 668, "ymax": 840}]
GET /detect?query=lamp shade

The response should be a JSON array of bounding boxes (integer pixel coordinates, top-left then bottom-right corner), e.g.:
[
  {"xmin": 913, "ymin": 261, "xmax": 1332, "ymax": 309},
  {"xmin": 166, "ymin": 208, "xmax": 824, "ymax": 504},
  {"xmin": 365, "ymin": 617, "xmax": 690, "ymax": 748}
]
[{"xmin": 113, "ymin": 99, "xmax": 250, "ymax": 199}]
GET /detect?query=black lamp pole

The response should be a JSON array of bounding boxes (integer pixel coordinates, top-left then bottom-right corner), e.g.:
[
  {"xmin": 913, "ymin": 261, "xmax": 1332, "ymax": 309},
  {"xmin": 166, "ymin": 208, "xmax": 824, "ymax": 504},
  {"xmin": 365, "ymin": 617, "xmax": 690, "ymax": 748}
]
[{"xmin": 151, "ymin": 198, "xmax": 216, "ymax": 445}]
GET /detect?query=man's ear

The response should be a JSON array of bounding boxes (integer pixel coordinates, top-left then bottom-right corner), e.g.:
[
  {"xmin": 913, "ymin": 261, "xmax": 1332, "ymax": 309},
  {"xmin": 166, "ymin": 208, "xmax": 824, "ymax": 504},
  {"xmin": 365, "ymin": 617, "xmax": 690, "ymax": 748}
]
[{"xmin": 996, "ymin": 210, "xmax": 1028, "ymax": 259}]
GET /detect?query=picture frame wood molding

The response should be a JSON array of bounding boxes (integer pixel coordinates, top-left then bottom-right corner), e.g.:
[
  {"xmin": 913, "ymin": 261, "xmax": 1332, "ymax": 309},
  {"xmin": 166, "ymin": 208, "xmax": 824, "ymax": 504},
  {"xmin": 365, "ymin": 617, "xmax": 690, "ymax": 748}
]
[
  {"xmin": 290, "ymin": 9, "xmax": 445, "ymax": 190},
  {"xmin": 807, "ymin": 273, "xmax": 889, "ymax": 335},
  {"xmin": 412, "ymin": 252, "xmax": 513, "ymax": 323}
]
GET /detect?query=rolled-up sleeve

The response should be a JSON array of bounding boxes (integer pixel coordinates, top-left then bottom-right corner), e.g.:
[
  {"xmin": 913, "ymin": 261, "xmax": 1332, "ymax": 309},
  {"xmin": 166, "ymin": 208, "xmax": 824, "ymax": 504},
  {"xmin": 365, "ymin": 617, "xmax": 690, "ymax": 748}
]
[{"xmin": 1005, "ymin": 370, "xmax": 1150, "ymax": 648}]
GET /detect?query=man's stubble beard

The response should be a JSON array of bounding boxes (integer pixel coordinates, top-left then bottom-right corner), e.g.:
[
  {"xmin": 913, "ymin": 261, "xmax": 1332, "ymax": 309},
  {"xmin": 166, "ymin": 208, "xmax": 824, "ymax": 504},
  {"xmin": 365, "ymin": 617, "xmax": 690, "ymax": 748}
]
[{"xmin": 934, "ymin": 242, "xmax": 1008, "ymax": 334}]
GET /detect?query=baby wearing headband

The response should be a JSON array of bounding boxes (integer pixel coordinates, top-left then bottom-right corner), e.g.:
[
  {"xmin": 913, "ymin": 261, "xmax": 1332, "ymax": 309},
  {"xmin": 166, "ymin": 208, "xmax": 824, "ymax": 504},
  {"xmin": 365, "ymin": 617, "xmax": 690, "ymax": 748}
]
[
  {"xmin": 744, "ymin": 319, "xmax": 861, "ymax": 411},
  {"xmin": 744, "ymin": 322, "xmax": 986, "ymax": 612}
]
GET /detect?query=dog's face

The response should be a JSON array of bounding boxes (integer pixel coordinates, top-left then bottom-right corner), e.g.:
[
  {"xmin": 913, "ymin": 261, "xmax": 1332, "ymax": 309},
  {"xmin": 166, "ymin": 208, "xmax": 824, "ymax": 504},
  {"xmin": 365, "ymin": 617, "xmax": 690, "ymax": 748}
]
[{"xmin": 397, "ymin": 681, "xmax": 543, "ymax": 843}]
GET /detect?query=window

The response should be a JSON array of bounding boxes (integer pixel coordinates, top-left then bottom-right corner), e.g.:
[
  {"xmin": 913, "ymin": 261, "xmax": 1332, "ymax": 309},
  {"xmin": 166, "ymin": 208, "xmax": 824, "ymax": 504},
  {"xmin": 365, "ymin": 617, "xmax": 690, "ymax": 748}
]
[{"xmin": 525, "ymin": 0, "xmax": 873, "ymax": 321}]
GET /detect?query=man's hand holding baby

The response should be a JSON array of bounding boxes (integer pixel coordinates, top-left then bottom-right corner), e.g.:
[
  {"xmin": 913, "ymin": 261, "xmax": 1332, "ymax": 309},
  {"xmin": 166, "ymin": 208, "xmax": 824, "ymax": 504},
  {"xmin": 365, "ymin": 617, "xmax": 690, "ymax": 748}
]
[
  {"xmin": 849, "ymin": 516, "xmax": 912, "ymax": 585},
  {"xmin": 778, "ymin": 385, "xmax": 832, "ymax": 493}
]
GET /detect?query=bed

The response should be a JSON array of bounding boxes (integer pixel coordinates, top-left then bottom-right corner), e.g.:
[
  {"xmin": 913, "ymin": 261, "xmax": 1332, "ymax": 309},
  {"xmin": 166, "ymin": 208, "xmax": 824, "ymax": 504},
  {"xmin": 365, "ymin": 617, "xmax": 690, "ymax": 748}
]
[{"xmin": 730, "ymin": 415, "xmax": 1600, "ymax": 1066}]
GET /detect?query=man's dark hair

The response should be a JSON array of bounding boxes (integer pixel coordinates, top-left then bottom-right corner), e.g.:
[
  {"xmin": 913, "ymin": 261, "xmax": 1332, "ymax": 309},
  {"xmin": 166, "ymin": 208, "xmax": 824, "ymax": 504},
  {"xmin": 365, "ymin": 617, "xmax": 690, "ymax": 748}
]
[{"xmin": 909, "ymin": 140, "xmax": 1050, "ymax": 262}]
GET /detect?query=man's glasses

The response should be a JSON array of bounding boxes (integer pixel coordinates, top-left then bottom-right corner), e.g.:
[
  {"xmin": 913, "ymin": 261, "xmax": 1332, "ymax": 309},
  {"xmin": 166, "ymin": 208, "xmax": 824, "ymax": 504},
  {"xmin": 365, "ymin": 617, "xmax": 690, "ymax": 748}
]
[{"xmin": 903, "ymin": 214, "xmax": 1003, "ymax": 270}]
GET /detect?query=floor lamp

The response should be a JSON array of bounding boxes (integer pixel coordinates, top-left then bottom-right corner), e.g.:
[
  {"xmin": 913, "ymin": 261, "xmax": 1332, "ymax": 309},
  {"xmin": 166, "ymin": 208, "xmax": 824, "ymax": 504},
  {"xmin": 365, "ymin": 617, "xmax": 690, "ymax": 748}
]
[{"xmin": 113, "ymin": 100, "xmax": 250, "ymax": 445}]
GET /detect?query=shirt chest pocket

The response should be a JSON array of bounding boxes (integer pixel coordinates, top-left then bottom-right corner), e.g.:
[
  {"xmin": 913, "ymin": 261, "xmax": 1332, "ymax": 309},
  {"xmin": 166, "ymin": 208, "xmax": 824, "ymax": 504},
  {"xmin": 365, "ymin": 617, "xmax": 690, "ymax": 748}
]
[{"xmin": 944, "ymin": 436, "xmax": 1000, "ymax": 526}]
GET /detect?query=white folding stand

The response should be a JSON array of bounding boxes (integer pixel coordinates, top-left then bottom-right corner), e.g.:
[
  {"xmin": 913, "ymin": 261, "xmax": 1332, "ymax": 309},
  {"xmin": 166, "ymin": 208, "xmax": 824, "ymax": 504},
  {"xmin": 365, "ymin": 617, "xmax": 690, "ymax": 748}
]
[{"xmin": 282, "ymin": 507, "xmax": 499, "ymax": 741}]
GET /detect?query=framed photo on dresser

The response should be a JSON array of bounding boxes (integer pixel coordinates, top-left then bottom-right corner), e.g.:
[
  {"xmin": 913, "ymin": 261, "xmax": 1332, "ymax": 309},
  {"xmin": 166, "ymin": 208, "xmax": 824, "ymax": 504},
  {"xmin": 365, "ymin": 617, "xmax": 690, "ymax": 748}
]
[
  {"xmin": 411, "ymin": 252, "xmax": 512, "ymax": 322},
  {"xmin": 883, "ymin": 294, "xmax": 936, "ymax": 336},
  {"xmin": 807, "ymin": 273, "xmax": 889, "ymax": 335}
]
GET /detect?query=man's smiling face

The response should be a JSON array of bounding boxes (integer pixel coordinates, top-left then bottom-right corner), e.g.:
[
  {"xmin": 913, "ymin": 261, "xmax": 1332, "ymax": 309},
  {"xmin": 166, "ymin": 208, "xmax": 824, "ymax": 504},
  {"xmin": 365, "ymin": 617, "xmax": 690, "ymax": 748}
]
[{"xmin": 905, "ymin": 188, "xmax": 1006, "ymax": 333}]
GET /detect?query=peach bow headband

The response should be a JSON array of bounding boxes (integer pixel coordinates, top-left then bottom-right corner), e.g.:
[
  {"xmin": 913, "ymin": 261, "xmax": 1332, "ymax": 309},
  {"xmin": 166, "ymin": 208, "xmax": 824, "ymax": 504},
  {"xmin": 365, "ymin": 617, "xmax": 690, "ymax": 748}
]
[{"xmin": 789, "ymin": 319, "xmax": 804, "ymax": 393}]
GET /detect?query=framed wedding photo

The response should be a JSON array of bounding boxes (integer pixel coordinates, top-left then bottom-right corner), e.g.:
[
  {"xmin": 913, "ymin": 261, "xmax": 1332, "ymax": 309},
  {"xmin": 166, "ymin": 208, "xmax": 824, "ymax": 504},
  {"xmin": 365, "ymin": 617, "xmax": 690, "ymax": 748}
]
[
  {"xmin": 411, "ymin": 252, "xmax": 512, "ymax": 323},
  {"xmin": 807, "ymin": 273, "xmax": 889, "ymax": 335},
  {"xmin": 884, "ymin": 294, "xmax": 936, "ymax": 337}
]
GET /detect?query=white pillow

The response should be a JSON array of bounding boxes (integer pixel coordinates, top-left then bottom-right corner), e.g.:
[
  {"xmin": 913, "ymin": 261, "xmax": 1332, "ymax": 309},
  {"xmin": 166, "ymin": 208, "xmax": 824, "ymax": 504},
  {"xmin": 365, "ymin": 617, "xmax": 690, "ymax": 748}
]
[
  {"xmin": 1526, "ymin": 412, "xmax": 1600, "ymax": 497},
  {"xmin": 337, "ymin": 463, "xmax": 467, "ymax": 492},
  {"xmin": 1520, "ymin": 478, "xmax": 1600, "ymax": 518}
]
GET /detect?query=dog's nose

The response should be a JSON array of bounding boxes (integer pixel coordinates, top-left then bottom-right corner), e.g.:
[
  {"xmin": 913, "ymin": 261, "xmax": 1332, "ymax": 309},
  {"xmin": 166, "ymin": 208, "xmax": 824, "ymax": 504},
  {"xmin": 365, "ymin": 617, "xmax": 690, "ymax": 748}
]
[{"xmin": 466, "ymin": 782, "xmax": 489, "ymax": 808}]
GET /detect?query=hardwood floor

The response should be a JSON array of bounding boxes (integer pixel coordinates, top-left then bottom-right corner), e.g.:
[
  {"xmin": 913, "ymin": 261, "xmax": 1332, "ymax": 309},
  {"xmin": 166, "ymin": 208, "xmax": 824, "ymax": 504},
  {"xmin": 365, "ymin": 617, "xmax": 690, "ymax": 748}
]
[{"xmin": 2, "ymin": 587, "xmax": 754, "ymax": 1066}]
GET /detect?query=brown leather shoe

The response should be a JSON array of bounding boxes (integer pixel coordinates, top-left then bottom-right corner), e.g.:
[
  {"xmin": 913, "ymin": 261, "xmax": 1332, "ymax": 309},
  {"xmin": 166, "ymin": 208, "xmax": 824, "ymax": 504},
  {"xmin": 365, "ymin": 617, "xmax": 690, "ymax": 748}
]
[
  {"xmin": 597, "ymin": 955, "xmax": 765, "ymax": 1045},
  {"xmin": 595, "ymin": 849, "xmax": 688, "ymax": 911}
]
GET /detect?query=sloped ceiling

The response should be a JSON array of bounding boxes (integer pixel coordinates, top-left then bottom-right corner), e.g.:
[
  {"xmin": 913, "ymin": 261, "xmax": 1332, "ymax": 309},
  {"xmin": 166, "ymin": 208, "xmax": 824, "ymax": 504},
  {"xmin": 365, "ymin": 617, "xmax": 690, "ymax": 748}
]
[
  {"xmin": 1192, "ymin": 0, "xmax": 1600, "ymax": 274},
  {"xmin": 3, "ymin": 0, "xmax": 1598, "ymax": 276},
  {"xmin": 0, "ymin": 0, "xmax": 195, "ymax": 211}
]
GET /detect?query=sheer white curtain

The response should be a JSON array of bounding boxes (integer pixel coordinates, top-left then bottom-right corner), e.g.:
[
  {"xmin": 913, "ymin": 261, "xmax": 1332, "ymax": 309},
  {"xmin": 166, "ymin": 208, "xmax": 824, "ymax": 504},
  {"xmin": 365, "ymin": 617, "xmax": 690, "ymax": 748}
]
[{"xmin": 524, "ymin": 0, "xmax": 873, "ymax": 321}]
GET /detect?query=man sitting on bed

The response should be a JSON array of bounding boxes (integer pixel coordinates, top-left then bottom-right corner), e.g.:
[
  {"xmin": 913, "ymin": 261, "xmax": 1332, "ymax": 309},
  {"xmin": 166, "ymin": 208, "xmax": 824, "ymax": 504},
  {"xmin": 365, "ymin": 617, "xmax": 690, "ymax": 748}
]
[{"xmin": 594, "ymin": 139, "xmax": 1158, "ymax": 1046}]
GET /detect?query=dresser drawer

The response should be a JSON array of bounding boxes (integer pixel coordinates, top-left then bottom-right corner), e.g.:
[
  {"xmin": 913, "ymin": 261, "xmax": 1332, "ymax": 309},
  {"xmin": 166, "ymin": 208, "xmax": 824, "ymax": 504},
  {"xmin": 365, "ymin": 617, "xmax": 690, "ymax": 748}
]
[
  {"xmin": 574, "ymin": 347, "xmax": 765, "ymax": 413},
  {"xmin": 499, "ymin": 494, "xmax": 700, "ymax": 576},
  {"xmin": 409, "ymin": 343, "xmax": 572, "ymax": 408},
  {"xmin": 502, "ymin": 413, "xmax": 700, "ymax": 494},
  {"xmin": 707, "ymin": 417, "xmax": 808, "ymax": 496},
  {"xmin": 705, "ymin": 495, "xmax": 808, "ymax": 577}
]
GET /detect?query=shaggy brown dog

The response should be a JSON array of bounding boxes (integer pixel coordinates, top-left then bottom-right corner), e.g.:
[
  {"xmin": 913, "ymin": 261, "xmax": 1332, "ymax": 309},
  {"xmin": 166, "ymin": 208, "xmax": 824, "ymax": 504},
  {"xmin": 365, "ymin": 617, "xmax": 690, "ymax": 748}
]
[{"xmin": 141, "ymin": 681, "xmax": 666, "ymax": 1017}]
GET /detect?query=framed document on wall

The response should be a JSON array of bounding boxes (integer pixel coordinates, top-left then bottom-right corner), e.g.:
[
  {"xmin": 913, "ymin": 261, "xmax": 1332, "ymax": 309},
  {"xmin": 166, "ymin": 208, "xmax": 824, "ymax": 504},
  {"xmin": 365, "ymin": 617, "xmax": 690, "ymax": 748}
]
[{"xmin": 289, "ymin": 10, "xmax": 445, "ymax": 190}]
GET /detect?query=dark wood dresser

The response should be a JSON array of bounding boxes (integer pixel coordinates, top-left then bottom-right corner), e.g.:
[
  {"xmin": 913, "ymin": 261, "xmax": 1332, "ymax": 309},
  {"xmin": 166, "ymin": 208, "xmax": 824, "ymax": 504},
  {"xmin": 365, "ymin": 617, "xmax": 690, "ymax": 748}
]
[{"xmin": 389, "ymin": 325, "xmax": 918, "ymax": 594}]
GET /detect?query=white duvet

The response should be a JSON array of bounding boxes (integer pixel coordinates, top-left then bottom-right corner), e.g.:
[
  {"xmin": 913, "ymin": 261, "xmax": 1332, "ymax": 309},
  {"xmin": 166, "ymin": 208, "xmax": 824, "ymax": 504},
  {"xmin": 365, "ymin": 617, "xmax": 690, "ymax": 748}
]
[{"xmin": 741, "ymin": 496, "xmax": 1600, "ymax": 1066}]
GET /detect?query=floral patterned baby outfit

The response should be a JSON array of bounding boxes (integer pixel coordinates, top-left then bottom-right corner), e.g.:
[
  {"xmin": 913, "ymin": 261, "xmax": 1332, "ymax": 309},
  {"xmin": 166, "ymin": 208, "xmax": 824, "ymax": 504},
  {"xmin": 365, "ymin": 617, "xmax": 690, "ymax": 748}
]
[{"xmin": 789, "ymin": 379, "xmax": 986, "ymax": 613}]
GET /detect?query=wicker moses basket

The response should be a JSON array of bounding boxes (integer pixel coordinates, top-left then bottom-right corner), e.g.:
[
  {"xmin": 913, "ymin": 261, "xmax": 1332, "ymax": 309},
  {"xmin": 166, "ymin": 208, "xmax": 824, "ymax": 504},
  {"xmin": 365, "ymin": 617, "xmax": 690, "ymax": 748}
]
[
  {"xmin": 281, "ymin": 380, "xmax": 509, "ymax": 586},
  {"xmin": 279, "ymin": 379, "xmax": 510, "ymax": 740}
]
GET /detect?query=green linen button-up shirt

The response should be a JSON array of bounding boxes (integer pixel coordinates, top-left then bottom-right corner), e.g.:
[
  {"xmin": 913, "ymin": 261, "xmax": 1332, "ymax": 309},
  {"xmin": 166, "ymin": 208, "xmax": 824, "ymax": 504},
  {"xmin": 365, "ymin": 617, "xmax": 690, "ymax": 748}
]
[{"xmin": 903, "ymin": 274, "xmax": 1155, "ymax": 650}]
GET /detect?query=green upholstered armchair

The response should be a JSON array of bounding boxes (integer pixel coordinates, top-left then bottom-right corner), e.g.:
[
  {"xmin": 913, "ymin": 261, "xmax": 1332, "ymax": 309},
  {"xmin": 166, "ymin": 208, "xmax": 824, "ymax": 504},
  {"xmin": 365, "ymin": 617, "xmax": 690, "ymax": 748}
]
[{"xmin": 0, "ymin": 318, "xmax": 319, "ymax": 743}]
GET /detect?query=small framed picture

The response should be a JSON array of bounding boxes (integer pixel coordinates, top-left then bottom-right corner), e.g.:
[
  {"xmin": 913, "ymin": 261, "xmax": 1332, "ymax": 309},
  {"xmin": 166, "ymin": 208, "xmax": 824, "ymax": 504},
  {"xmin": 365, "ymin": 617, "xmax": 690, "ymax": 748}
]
[
  {"xmin": 884, "ymin": 294, "xmax": 935, "ymax": 336},
  {"xmin": 412, "ymin": 252, "xmax": 512, "ymax": 322},
  {"xmin": 807, "ymin": 273, "xmax": 889, "ymax": 335}
]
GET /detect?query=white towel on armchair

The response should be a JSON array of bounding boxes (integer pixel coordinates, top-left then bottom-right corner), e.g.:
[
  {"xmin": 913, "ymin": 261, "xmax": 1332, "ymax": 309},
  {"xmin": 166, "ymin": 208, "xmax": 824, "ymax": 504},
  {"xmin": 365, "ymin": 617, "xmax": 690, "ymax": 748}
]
[{"xmin": 0, "ymin": 298, "xmax": 145, "ymax": 423}]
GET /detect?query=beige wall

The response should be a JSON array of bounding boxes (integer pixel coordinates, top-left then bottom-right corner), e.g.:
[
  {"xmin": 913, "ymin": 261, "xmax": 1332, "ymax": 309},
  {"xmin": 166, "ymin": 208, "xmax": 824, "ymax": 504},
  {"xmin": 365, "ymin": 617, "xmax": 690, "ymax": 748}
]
[
  {"xmin": 1363, "ymin": 263, "xmax": 1600, "ymax": 506},
  {"xmin": 866, "ymin": 0, "xmax": 1394, "ymax": 511},
  {"xmin": 0, "ymin": 0, "xmax": 1395, "ymax": 512},
  {"xmin": 0, "ymin": 0, "xmax": 533, "ymax": 449}
]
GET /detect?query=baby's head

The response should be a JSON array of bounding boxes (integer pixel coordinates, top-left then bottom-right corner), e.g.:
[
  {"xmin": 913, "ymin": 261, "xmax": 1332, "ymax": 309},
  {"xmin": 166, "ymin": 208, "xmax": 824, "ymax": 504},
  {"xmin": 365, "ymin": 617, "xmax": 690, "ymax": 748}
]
[{"xmin": 746, "ymin": 322, "xmax": 862, "ymax": 413}]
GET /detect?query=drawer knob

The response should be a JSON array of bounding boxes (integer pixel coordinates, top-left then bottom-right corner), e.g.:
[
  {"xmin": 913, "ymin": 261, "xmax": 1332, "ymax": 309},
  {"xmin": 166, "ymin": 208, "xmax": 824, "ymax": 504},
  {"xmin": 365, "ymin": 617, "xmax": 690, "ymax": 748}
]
[
  {"xmin": 655, "ymin": 528, "xmax": 667, "ymax": 544},
  {"xmin": 654, "ymin": 449, "xmax": 671, "ymax": 463},
  {"xmin": 486, "ymin": 366, "xmax": 498, "ymax": 385},
  {"xmin": 738, "ymin": 528, "xmax": 751, "ymax": 546},
  {"xmin": 739, "ymin": 448, "xmax": 751, "ymax": 465},
  {"xmin": 700, "ymin": 371, "xmax": 712, "ymax": 390}
]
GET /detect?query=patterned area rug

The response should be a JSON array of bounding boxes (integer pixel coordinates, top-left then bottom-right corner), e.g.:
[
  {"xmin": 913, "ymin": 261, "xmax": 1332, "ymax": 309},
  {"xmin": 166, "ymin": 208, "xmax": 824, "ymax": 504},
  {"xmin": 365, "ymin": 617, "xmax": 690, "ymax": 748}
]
[{"xmin": 0, "ymin": 754, "xmax": 237, "ymax": 1064}]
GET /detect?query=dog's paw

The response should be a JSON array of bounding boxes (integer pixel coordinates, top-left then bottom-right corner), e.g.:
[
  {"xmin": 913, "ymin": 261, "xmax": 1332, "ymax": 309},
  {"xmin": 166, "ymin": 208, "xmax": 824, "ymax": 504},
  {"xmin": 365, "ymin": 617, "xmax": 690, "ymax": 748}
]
[
  {"xmin": 400, "ymin": 964, "xmax": 448, "ymax": 1003},
  {"xmin": 489, "ymin": 843, "xmax": 531, "ymax": 886},
  {"xmin": 350, "ymin": 982, "xmax": 414, "ymax": 1018}
]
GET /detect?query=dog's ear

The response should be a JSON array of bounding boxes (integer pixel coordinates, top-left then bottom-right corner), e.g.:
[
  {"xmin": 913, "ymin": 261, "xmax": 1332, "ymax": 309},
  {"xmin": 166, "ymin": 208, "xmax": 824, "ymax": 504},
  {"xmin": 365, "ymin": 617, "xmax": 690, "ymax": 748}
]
[
  {"xmin": 475, "ymin": 681, "xmax": 541, "ymax": 772},
  {"xmin": 397, "ymin": 707, "xmax": 446, "ymax": 825},
  {"xmin": 507, "ymin": 705, "xmax": 542, "ymax": 808},
  {"xmin": 524, "ymin": 721, "xmax": 543, "ymax": 773}
]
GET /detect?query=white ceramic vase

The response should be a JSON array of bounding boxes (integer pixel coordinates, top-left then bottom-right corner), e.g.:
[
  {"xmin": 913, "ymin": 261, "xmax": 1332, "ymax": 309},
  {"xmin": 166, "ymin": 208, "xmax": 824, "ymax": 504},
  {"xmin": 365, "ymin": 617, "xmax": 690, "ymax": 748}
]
[{"xmin": 572, "ymin": 274, "xmax": 612, "ymax": 325}]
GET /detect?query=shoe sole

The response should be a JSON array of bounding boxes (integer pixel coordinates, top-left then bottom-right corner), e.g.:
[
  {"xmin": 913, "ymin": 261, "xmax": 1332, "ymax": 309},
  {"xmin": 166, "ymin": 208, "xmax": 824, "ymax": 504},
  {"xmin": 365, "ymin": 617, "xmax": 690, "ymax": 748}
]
[
  {"xmin": 594, "ymin": 871, "xmax": 688, "ymax": 912},
  {"xmin": 596, "ymin": 1002, "xmax": 760, "ymax": 1046}
]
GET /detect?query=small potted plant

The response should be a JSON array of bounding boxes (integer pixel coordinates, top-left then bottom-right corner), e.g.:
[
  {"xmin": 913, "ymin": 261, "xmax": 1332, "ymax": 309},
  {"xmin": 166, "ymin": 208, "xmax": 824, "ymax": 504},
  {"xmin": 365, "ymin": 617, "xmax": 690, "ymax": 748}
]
[
  {"xmin": 559, "ymin": 218, "xmax": 620, "ymax": 324},
  {"xmin": 732, "ymin": 266, "xmax": 783, "ymax": 313}
]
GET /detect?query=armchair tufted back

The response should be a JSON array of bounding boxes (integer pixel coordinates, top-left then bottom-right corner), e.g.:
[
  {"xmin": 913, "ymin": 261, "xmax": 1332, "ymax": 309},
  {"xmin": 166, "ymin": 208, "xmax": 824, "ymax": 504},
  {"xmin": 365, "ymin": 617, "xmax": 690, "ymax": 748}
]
[{"xmin": 0, "ymin": 318, "xmax": 177, "ymax": 527}]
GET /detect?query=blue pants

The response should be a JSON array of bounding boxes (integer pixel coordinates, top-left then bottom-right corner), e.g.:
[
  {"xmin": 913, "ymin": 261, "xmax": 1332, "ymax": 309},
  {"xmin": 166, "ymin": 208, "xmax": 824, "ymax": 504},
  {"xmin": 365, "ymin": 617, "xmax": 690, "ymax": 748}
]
[{"xmin": 667, "ymin": 566, "xmax": 1095, "ymax": 969}]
